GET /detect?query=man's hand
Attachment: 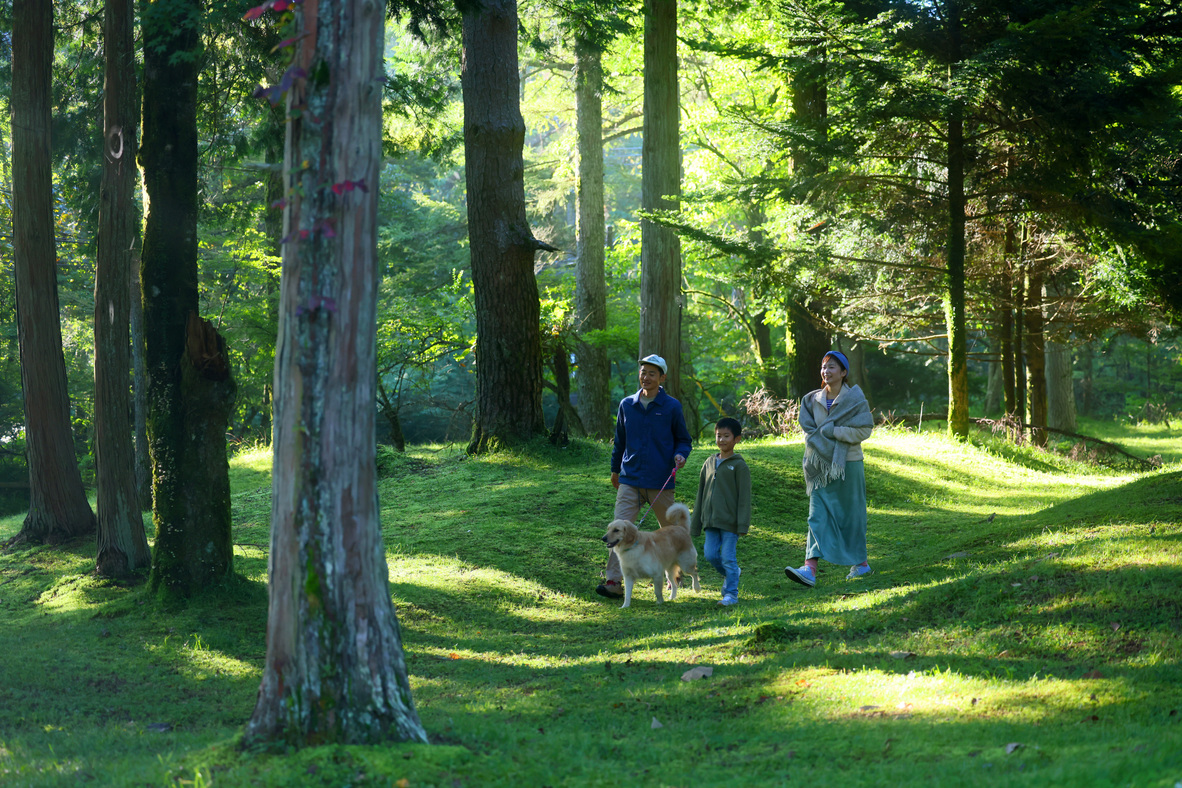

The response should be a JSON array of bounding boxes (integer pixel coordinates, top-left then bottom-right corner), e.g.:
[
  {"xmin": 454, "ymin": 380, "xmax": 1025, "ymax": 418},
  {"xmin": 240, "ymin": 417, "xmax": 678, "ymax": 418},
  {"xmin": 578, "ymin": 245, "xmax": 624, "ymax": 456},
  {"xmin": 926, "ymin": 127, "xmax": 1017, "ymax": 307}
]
[
  {"xmin": 611, "ymin": 471, "xmax": 620, "ymax": 490},
  {"xmin": 674, "ymin": 454, "xmax": 686, "ymax": 470}
]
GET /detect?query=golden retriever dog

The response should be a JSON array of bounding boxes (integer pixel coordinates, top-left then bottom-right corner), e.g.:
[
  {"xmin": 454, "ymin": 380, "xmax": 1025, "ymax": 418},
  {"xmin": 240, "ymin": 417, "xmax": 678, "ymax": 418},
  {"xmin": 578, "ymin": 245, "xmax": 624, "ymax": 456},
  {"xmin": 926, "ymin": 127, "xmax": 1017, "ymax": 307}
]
[{"xmin": 601, "ymin": 502, "xmax": 701, "ymax": 607}]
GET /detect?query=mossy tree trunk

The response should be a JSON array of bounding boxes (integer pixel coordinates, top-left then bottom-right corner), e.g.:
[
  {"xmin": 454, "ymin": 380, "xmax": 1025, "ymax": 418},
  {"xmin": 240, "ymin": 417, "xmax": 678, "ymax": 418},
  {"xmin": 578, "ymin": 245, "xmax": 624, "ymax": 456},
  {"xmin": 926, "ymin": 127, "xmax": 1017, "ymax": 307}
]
[
  {"xmin": 245, "ymin": 0, "xmax": 426, "ymax": 747},
  {"xmin": 140, "ymin": 0, "xmax": 236, "ymax": 599},
  {"xmin": 943, "ymin": 6, "xmax": 969, "ymax": 441},
  {"xmin": 1025, "ymin": 268, "xmax": 1047, "ymax": 446},
  {"xmin": 574, "ymin": 36, "xmax": 613, "ymax": 440},
  {"xmin": 8, "ymin": 0, "xmax": 96, "ymax": 547},
  {"xmin": 462, "ymin": 0, "xmax": 547, "ymax": 454},
  {"xmin": 95, "ymin": 0, "xmax": 150, "ymax": 576},
  {"xmin": 639, "ymin": 0, "xmax": 683, "ymax": 399}
]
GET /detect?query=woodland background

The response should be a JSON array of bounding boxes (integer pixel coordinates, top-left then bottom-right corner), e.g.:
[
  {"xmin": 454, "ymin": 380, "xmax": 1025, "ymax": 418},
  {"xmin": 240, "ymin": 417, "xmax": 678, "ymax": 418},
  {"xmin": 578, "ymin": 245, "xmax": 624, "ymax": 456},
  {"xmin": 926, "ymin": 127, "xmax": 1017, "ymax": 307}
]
[{"xmin": 0, "ymin": 0, "xmax": 1180, "ymax": 513}]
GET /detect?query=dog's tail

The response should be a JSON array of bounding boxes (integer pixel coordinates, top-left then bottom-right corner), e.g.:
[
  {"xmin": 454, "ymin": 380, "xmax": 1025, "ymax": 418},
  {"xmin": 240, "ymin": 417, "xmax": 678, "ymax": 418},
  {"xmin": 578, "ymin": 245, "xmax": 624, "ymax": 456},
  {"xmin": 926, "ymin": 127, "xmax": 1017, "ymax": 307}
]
[{"xmin": 665, "ymin": 502, "xmax": 690, "ymax": 529}]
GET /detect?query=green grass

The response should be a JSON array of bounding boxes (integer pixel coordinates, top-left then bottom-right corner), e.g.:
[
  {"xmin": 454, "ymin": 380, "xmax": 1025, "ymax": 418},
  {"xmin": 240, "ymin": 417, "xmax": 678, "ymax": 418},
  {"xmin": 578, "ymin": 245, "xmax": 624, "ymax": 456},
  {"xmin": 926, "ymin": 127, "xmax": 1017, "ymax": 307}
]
[{"xmin": 1, "ymin": 425, "xmax": 1181, "ymax": 787}]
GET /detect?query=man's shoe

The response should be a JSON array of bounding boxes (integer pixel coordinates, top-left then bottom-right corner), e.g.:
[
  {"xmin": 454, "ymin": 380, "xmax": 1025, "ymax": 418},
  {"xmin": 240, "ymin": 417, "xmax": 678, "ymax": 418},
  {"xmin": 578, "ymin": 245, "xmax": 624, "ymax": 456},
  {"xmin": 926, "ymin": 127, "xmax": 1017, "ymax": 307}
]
[
  {"xmin": 784, "ymin": 565, "xmax": 816, "ymax": 588},
  {"xmin": 596, "ymin": 581, "xmax": 623, "ymax": 599},
  {"xmin": 846, "ymin": 564, "xmax": 872, "ymax": 580},
  {"xmin": 718, "ymin": 596, "xmax": 738, "ymax": 607}
]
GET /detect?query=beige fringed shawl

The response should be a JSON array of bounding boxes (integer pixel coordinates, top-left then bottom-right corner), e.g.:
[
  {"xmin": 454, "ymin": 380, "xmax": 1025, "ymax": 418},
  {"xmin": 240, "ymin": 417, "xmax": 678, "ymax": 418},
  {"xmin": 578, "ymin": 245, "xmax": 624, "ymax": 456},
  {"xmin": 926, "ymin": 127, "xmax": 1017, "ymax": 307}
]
[{"xmin": 799, "ymin": 384, "xmax": 873, "ymax": 496}]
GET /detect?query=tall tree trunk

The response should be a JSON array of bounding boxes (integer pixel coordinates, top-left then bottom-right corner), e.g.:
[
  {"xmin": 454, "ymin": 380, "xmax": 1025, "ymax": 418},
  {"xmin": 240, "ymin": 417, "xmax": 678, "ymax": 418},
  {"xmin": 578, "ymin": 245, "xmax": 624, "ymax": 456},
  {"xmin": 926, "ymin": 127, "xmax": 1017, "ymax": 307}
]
[
  {"xmin": 785, "ymin": 299, "xmax": 829, "ymax": 399},
  {"xmin": 462, "ymin": 0, "xmax": 546, "ymax": 454},
  {"xmin": 639, "ymin": 0, "xmax": 682, "ymax": 399},
  {"xmin": 131, "ymin": 267, "xmax": 151, "ymax": 510},
  {"xmin": 1025, "ymin": 267, "xmax": 1047, "ymax": 446},
  {"xmin": 1079, "ymin": 341, "xmax": 1094, "ymax": 417},
  {"xmin": 984, "ymin": 356, "xmax": 1002, "ymax": 414},
  {"xmin": 1014, "ymin": 258, "xmax": 1027, "ymax": 423},
  {"xmin": 95, "ymin": 0, "xmax": 150, "ymax": 576},
  {"xmin": 998, "ymin": 255, "xmax": 1017, "ymax": 421},
  {"xmin": 786, "ymin": 45, "xmax": 829, "ymax": 401},
  {"xmin": 944, "ymin": 12, "xmax": 969, "ymax": 440},
  {"xmin": 1045, "ymin": 339, "xmax": 1076, "ymax": 433},
  {"xmin": 141, "ymin": 0, "xmax": 236, "ymax": 598},
  {"xmin": 8, "ymin": 0, "xmax": 96, "ymax": 546},
  {"xmin": 246, "ymin": 0, "xmax": 426, "ymax": 746},
  {"xmin": 574, "ymin": 37, "xmax": 612, "ymax": 439}
]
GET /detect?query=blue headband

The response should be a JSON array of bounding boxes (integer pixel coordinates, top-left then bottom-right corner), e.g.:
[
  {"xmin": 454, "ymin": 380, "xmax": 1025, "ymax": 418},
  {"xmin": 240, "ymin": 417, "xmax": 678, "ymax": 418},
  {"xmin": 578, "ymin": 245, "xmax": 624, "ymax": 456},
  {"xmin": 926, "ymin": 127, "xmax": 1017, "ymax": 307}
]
[{"xmin": 823, "ymin": 350, "xmax": 849, "ymax": 371}]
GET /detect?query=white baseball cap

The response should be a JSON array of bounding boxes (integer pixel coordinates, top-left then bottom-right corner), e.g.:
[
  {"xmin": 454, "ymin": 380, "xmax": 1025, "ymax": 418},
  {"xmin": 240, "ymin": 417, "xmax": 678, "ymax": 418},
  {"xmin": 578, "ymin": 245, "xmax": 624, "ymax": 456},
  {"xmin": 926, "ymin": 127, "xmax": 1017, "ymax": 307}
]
[{"xmin": 639, "ymin": 354, "xmax": 667, "ymax": 375}]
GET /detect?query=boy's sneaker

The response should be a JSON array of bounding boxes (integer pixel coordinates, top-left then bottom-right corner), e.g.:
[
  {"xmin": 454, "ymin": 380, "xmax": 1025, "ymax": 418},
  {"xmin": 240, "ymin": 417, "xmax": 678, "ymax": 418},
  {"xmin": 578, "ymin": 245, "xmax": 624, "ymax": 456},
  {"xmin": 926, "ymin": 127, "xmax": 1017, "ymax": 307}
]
[
  {"xmin": 784, "ymin": 565, "xmax": 816, "ymax": 588},
  {"xmin": 718, "ymin": 596, "xmax": 738, "ymax": 607},
  {"xmin": 595, "ymin": 580, "xmax": 623, "ymax": 599},
  {"xmin": 846, "ymin": 564, "xmax": 872, "ymax": 580}
]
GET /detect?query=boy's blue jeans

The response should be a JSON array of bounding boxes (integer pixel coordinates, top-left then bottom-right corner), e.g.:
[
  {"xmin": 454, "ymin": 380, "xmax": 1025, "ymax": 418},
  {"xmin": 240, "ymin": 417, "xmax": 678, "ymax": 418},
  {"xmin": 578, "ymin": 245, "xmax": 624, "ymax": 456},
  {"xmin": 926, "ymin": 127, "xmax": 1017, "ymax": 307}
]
[{"xmin": 703, "ymin": 528, "xmax": 740, "ymax": 600}]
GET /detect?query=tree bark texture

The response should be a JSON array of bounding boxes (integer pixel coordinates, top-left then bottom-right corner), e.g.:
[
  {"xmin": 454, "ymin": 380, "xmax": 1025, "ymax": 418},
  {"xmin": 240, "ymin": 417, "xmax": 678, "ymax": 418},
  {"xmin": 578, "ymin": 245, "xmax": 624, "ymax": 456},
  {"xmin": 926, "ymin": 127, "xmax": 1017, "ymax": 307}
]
[
  {"xmin": 1025, "ymin": 270, "xmax": 1047, "ymax": 446},
  {"xmin": 785, "ymin": 300, "xmax": 829, "ymax": 399},
  {"xmin": 574, "ymin": 38, "xmax": 612, "ymax": 439},
  {"xmin": 9, "ymin": 0, "xmax": 96, "ymax": 545},
  {"xmin": 95, "ymin": 0, "xmax": 150, "ymax": 575},
  {"xmin": 786, "ymin": 50, "xmax": 829, "ymax": 401},
  {"xmin": 998, "ymin": 252, "xmax": 1017, "ymax": 420},
  {"xmin": 131, "ymin": 269, "xmax": 152, "ymax": 510},
  {"xmin": 141, "ymin": 0, "xmax": 236, "ymax": 597},
  {"xmin": 461, "ymin": 0, "xmax": 546, "ymax": 453},
  {"xmin": 1045, "ymin": 339, "xmax": 1077, "ymax": 433},
  {"xmin": 639, "ymin": 0, "xmax": 682, "ymax": 399},
  {"xmin": 943, "ymin": 51, "xmax": 969, "ymax": 440},
  {"xmin": 245, "ymin": 0, "xmax": 427, "ymax": 747}
]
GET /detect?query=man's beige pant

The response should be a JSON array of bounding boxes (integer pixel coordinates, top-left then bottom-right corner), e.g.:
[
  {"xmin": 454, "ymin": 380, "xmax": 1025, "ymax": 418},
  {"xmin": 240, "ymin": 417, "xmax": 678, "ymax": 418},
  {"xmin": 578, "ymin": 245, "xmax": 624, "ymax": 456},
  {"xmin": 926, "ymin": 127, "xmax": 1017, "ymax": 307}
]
[{"xmin": 604, "ymin": 484, "xmax": 676, "ymax": 584}]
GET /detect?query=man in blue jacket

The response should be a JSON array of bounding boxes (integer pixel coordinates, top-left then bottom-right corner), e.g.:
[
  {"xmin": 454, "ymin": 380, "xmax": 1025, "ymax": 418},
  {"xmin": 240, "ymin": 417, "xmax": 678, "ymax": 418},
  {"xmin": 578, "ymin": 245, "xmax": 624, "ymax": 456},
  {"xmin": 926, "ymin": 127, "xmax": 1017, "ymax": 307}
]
[{"xmin": 596, "ymin": 354, "xmax": 693, "ymax": 599}]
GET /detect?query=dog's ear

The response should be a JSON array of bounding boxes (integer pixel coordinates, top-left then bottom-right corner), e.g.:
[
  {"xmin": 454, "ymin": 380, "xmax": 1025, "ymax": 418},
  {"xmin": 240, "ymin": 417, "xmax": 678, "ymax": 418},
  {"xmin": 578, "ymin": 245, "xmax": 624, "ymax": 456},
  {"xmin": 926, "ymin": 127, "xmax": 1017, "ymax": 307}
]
[{"xmin": 619, "ymin": 521, "xmax": 639, "ymax": 546}]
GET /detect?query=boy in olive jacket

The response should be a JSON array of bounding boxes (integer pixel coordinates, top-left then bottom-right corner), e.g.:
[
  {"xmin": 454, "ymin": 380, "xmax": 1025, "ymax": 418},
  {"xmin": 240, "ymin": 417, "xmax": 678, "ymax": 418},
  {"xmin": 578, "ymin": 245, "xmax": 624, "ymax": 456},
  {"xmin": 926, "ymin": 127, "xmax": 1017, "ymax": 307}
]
[{"xmin": 690, "ymin": 418, "xmax": 752, "ymax": 606}]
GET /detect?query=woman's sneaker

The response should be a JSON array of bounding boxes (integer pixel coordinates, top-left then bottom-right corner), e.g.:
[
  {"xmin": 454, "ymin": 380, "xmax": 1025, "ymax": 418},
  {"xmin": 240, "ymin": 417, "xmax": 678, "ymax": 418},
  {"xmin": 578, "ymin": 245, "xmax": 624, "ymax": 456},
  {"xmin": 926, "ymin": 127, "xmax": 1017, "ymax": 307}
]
[
  {"xmin": 846, "ymin": 564, "xmax": 872, "ymax": 580},
  {"xmin": 784, "ymin": 565, "xmax": 816, "ymax": 588}
]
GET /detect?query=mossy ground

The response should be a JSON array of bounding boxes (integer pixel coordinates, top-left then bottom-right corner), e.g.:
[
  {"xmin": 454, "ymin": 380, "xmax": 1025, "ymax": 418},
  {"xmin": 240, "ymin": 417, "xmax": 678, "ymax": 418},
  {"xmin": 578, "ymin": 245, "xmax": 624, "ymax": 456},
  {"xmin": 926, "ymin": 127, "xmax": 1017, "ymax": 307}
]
[{"xmin": 1, "ymin": 425, "xmax": 1179, "ymax": 786}]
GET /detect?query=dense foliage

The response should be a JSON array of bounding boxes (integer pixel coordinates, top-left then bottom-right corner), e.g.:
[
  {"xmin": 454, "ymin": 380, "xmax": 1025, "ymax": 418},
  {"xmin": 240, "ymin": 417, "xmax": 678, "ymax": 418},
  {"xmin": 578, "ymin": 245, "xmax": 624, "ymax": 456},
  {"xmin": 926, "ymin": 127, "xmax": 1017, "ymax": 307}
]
[{"xmin": 0, "ymin": 0, "xmax": 1178, "ymax": 495}]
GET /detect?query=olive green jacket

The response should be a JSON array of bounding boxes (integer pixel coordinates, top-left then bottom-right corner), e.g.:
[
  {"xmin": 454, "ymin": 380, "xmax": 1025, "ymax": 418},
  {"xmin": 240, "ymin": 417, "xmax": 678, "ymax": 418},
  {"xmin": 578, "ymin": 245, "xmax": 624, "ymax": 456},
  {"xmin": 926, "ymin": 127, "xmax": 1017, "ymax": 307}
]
[{"xmin": 690, "ymin": 454, "xmax": 752, "ymax": 537}]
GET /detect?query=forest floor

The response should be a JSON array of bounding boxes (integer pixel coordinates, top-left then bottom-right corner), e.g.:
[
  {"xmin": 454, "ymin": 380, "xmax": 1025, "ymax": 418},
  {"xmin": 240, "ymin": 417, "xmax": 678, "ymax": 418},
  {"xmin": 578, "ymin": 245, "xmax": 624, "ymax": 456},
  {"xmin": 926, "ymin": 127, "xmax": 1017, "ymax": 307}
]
[{"xmin": 0, "ymin": 422, "xmax": 1179, "ymax": 787}]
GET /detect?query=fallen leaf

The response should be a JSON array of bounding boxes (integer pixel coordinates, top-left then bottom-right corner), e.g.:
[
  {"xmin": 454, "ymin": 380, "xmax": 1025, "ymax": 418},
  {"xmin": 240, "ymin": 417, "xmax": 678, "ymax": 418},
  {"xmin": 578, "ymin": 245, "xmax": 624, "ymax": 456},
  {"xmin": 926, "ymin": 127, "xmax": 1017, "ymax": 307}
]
[
  {"xmin": 146, "ymin": 723, "xmax": 172, "ymax": 733},
  {"xmin": 1083, "ymin": 670, "xmax": 1104, "ymax": 679},
  {"xmin": 1005, "ymin": 742, "xmax": 1022, "ymax": 754},
  {"xmin": 1029, "ymin": 575, "xmax": 1039, "ymax": 583},
  {"xmin": 945, "ymin": 551, "xmax": 970, "ymax": 559},
  {"xmin": 396, "ymin": 779, "xmax": 410, "ymax": 788},
  {"xmin": 971, "ymin": 698, "xmax": 979, "ymax": 706},
  {"xmin": 860, "ymin": 705, "xmax": 881, "ymax": 711},
  {"xmin": 1083, "ymin": 715, "xmax": 1099, "ymax": 723},
  {"xmin": 1011, "ymin": 582, "xmax": 1023, "ymax": 587},
  {"xmin": 1035, "ymin": 552, "xmax": 1060, "ymax": 563},
  {"xmin": 890, "ymin": 651, "xmax": 916, "ymax": 659},
  {"xmin": 651, "ymin": 717, "xmax": 663, "ymax": 729},
  {"xmin": 997, "ymin": 650, "xmax": 1009, "ymax": 657},
  {"xmin": 1110, "ymin": 622, "xmax": 1121, "ymax": 632},
  {"xmin": 681, "ymin": 666, "xmax": 714, "ymax": 681}
]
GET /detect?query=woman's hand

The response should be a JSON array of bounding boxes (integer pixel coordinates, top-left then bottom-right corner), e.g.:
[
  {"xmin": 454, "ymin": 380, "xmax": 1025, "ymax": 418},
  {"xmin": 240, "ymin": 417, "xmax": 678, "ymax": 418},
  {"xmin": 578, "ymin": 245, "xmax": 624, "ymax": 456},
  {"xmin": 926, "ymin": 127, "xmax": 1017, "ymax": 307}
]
[{"xmin": 821, "ymin": 423, "xmax": 835, "ymax": 439}]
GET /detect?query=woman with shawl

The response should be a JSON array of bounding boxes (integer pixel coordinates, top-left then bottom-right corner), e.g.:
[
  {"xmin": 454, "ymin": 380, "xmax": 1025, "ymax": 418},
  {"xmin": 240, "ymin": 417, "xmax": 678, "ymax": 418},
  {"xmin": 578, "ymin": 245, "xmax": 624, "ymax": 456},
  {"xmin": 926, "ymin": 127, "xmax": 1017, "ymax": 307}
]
[{"xmin": 784, "ymin": 351, "xmax": 875, "ymax": 588}]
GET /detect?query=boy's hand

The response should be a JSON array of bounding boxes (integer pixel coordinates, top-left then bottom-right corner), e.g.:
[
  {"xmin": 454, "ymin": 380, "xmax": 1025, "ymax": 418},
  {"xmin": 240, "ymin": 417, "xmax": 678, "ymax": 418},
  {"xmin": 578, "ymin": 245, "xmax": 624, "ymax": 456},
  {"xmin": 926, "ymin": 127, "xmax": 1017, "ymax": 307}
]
[
  {"xmin": 611, "ymin": 472, "xmax": 620, "ymax": 490},
  {"xmin": 674, "ymin": 454, "xmax": 686, "ymax": 470}
]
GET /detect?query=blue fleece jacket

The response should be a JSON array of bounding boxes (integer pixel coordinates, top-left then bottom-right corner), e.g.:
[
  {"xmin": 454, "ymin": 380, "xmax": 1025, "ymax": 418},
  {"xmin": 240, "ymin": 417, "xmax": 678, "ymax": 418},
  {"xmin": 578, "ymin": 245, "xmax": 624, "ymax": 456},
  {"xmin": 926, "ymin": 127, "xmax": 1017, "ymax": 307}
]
[{"xmin": 610, "ymin": 387, "xmax": 693, "ymax": 490}]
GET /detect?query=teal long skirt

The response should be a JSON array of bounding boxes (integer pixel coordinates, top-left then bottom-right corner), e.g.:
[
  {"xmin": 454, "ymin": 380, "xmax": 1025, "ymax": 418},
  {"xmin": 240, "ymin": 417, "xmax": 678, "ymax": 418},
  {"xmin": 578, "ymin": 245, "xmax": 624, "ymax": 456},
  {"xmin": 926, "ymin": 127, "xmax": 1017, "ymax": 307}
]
[{"xmin": 805, "ymin": 460, "xmax": 867, "ymax": 565}]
